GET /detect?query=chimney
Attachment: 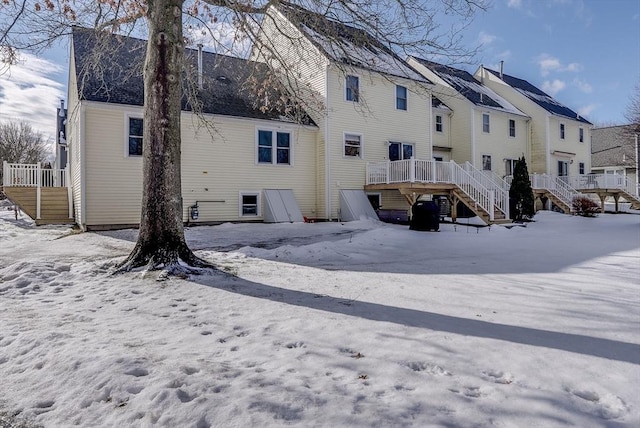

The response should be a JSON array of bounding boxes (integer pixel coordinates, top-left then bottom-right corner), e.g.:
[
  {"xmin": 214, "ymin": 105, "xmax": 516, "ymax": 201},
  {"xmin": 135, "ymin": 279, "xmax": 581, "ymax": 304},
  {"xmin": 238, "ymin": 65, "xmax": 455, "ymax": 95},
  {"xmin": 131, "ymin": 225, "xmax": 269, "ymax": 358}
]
[
  {"xmin": 197, "ymin": 44, "xmax": 203, "ymax": 90},
  {"xmin": 58, "ymin": 99, "xmax": 65, "ymax": 116},
  {"xmin": 499, "ymin": 60, "xmax": 504, "ymax": 79},
  {"xmin": 479, "ymin": 64, "xmax": 484, "ymax": 83}
]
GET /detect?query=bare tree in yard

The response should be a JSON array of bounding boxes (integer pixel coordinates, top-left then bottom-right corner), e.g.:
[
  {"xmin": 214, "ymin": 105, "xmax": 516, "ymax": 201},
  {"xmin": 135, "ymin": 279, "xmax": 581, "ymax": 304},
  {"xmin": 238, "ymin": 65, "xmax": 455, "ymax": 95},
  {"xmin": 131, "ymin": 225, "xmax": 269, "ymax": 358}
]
[
  {"xmin": 0, "ymin": 120, "xmax": 49, "ymax": 179},
  {"xmin": 0, "ymin": 0, "xmax": 488, "ymax": 274},
  {"xmin": 625, "ymin": 78, "xmax": 640, "ymax": 131}
]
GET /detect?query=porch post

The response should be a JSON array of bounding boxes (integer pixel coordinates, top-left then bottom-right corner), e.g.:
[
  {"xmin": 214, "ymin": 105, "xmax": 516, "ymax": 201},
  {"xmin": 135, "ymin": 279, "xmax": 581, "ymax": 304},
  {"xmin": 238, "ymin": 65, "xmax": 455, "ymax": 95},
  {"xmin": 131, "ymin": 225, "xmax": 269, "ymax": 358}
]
[
  {"xmin": 386, "ymin": 161, "xmax": 390, "ymax": 184},
  {"xmin": 409, "ymin": 157, "xmax": 415, "ymax": 183},
  {"xmin": 36, "ymin": 162, "xmax": 41, "ymax": 220},
  {"xmin": 66, "ymin": 167, "xmax": 73, "ymax": 220}
]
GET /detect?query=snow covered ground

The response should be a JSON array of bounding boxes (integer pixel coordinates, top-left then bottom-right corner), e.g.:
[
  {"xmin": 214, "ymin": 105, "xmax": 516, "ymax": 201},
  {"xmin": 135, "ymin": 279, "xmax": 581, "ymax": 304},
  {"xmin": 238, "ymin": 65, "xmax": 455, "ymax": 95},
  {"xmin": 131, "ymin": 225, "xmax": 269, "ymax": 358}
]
[{"xmin": 0, "ymin": 204, "xmax": 639, "ymax": 427}]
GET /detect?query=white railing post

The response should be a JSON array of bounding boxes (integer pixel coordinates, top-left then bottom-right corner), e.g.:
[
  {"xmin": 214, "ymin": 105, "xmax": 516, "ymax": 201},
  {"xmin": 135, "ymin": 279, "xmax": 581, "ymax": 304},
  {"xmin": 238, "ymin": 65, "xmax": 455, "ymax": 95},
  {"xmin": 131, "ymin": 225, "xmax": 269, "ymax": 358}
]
[
  {"xmin": 66, "ymin": 166, "xmax": 72, "ymax": 219},
  {"xmin": 36, "ymin": 162, "xmax": 41, "ymax": 219},
  {"xmin": 409, "ymin": 157, "xmax": 415, "ymax": 183},
  {"xmin": 386, "ymin": 160, "xmax": 390, "ymax": 184},
  {"xmin": 2, "ymin": 161, "xmax": 7, "ymax": 186}
]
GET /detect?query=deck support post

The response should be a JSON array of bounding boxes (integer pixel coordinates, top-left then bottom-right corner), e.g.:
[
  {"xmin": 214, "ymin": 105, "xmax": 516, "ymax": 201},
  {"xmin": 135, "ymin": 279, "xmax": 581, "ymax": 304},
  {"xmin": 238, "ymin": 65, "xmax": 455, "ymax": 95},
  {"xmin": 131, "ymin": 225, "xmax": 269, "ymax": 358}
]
[
  {"xmin": 451, "ymin": 194, "xmax": 458, "ymax": 223},
  {"xmin": 613, "ymin": 194, "xmax": 620, "ymax": 213},
  {"xmin": 599, "ymin": 194, "xmax": 606, "ymax": 213},
  {"xmin": 36, "ymin": 162, "xmax": 41, "ymax": 220}
]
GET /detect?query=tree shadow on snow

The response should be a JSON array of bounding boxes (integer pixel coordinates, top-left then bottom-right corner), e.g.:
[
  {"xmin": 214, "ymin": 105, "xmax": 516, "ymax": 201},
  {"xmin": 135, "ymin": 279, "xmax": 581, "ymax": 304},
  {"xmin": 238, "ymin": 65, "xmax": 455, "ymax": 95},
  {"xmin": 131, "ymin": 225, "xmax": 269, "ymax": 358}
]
[{"xmin": 190, "ymin": 272, "xmax": 640, "ymax": 365}]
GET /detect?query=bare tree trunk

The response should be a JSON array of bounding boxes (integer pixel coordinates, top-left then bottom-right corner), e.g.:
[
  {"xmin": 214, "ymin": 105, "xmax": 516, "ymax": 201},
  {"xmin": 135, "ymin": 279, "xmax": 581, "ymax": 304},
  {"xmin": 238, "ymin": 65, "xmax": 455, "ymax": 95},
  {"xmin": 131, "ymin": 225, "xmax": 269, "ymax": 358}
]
[{"xmin": 118, "ymin": 0, "xmax": 210, "ymax": 272}]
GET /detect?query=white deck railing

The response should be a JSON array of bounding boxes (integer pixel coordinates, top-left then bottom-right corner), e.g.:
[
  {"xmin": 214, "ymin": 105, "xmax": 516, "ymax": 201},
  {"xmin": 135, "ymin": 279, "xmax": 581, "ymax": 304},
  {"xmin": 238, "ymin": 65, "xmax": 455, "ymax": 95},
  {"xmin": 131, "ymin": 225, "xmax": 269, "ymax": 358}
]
[
  {"xmin": 2, "ymin": 161, "xmax": 71, "ymax": 220},
  {"xmin": 462, "ymin": 162, "xmax": 509, "ymax": 218},
  {"xmin": 366, "ymin": 159, "xmax": 495, "ymax": 221},
  {"xmin": 565, "ymin": 173, "xmax": 637, "ymax": 196},
  {"xmin": 530, "ymin": 173, "xmax": 580, "ymax": 211},
  {"xmin": 3, "ymin": 161, "xmax": 67, "ymax": 188}
]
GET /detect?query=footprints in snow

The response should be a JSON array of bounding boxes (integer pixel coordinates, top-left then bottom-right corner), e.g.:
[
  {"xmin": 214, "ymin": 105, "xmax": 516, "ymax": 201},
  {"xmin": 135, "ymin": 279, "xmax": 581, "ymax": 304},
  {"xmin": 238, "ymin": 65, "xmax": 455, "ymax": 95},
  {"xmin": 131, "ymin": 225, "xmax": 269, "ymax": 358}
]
[
  {"xmin": 567, "ymin": 387, "xmax": 629, "ymax": 420},
  {"xmin": 0, "ymin": 261, "xmax": 73, "ymax": 296}
]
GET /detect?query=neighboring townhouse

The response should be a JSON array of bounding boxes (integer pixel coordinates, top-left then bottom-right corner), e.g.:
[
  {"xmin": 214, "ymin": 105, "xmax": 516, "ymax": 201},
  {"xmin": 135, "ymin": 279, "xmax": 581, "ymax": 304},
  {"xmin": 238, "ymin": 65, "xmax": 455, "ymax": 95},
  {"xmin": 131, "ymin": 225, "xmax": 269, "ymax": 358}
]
[
  {"xmin": 63, "ymin": 27, "xmax": 318, "ymax": 230},
  {"xmin": 408, "ymin": 57, "xmax": 530, "ymax": 178},
  {"xmin": 591, "ymin": 125, "xmax": 639, "ymax": 195},
  {"xmin": 475, "ymin": 65, "xmax": 593, "ymax": 178},
  {"xmin": 254, "ymin": 3, "xmax": 434, "ymax": 219}
]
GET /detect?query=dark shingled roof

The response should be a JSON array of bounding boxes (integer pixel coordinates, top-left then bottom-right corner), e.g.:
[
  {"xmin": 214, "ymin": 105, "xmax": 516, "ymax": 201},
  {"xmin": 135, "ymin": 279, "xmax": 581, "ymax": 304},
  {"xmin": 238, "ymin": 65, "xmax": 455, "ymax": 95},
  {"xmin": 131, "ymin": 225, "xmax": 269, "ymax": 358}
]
[
  {"xmin": 275, "ymin": 3, "xmax": 430, "ymax": 83},
  {"xmin": 411, "ymin": 57, "xmax": 528, "ymax": 117},
  {"xmin": 432, "ymin": 95, "xmax": 450, "ymax": 110},
  {"xmin": 71, "ymin": 27, "xmax": 315, "ymax": 125},
  {"xmin": 484, "ymin": 68, "xmax": 592, "ymax": 125}
]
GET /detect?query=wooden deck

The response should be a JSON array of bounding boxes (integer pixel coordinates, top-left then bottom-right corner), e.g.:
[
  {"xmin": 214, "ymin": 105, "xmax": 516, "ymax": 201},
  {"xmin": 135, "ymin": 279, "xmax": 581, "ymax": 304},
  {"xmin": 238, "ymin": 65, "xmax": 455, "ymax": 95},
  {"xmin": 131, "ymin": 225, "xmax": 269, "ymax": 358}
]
[{"xmin": 2, "ymin": 186, "xmax": 74, "ymax": 225}]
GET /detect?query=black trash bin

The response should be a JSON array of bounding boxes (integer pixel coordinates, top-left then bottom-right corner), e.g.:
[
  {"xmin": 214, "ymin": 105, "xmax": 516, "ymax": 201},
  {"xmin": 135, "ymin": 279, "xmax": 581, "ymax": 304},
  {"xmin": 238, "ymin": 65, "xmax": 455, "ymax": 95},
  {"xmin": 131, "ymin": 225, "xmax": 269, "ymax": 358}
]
[{"xmin": 410, "ymin": 200, "xmax": 440, "ymax": 231}]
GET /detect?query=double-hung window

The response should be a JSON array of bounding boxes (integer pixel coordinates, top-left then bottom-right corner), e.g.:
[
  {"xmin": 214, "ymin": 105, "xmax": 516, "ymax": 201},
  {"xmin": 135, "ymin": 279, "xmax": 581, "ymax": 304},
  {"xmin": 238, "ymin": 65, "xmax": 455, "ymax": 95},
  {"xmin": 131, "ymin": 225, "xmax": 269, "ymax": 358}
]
[
  {"xmin": 560, "ymin": 123, "xmax": 565, "ymax": 140},
  {"xmin": 346, "ymin": 75, "xmax": 359, "ymax": 102},
  {"xmin": 344, "ymin": 133, "xmax": 362, "ymax": 157},
  {"xmin": 128, "ymin": 117, "xmax": 143, "ymax": 156},
  {"xmin": 396, "ymin": 85, "xmax": 407, "ymax": 110},
  {"xmin": 388, "ymin": 142, "xmax": 413, "ymax": 161},
  {"xmin": 505, "ymin": 158, "xmax": 517, "ymax": 176},
  {"xmin": 482, "ymin": 113, "xmax": 490, "ymax": 133},
  {"xmin": 579, "ymin": 127, "xmax": 584, "ymax": 143},
  {"xmin": 435, "ymin": 115, "xmax": 443, "ymax": 132},
  {"xmin": 258, "ymin": 129, "xmax": 291, "ymax": 165},
  {"xmin": 579, "ymin": 162, "xmax": 585, "ymax": 175},
  {"xmin": 509, "ymin": 119, "xmax": 516, "ymax": 137}
]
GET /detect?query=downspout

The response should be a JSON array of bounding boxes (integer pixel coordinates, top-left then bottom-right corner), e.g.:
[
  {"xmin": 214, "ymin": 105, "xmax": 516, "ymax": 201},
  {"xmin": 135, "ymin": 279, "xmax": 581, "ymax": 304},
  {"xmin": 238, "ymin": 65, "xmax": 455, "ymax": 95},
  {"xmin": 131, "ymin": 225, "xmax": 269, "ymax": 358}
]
[
  {"xmin": 197, "ymin": 44, "xmax": 203, "ymax": 89},
  {"xmin": 80, "ymin": 103, "xmax": 86, "ymax": 230},
  {"xmin": 635, "ymin": 133, "xmax": 639, "ymax": 195},
  {"xmin": 429, "ymin": 92, "xmax": 433, "ymax": 159},
  {"xmin": 470, "ymin": 106, "xmax": 476, "ymax": 166},
  {"xmin": 324, "ymin": 64, "xmax": 332, "ymax": 220},
  {"xmin": 545, "ymin": 114, "xmax": 551, "ymax": 174}
]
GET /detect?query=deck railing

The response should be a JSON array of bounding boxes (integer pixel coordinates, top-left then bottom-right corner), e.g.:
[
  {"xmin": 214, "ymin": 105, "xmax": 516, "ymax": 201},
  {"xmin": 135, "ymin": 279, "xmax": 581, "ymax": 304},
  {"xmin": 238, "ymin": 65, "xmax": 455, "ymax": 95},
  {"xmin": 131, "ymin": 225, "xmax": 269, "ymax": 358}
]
[
  {"xmin": 530, "ymin": 174, "xmax": 580, "ymax": 211},
  {"xmin": 3, "ymin": 161, "xmax": 67, "ymax": 188},
  {"xmin": 366, "ymin": 159, "xmax": 495, "ymax": 221},
  {"xmin": 565, "ymin": 173, "xmax": 637, "ymax": 196},
  {"xmin": 462, "ymin": 162, "xmax": 509, "ymax": 218}
]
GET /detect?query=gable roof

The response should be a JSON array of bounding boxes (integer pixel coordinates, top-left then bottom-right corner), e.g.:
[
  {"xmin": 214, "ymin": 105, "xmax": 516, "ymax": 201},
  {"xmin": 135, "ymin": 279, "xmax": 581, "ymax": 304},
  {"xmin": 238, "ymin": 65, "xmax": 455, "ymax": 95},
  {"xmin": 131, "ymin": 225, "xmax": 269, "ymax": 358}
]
[
  {"xmin": 591, "ymin": 124, "xmax": 637, "ymax": 168},
  {"xmin": 274, "ymin": 3, "xmax": 430, "ymax": 84},
  {"xmin": 432, "ymin": 95, "xmax": 451, "ymax": 111},
  {"xmin": 71, "ymin": 27, "xmax": 315, "ymax": 125},
  {"xmin": 484, "ymin": 68, "xmax": 592, "ymax": 125},
  {"xmin": 411, "ymin": 57, "xmax": 527, "ymax": 117}
]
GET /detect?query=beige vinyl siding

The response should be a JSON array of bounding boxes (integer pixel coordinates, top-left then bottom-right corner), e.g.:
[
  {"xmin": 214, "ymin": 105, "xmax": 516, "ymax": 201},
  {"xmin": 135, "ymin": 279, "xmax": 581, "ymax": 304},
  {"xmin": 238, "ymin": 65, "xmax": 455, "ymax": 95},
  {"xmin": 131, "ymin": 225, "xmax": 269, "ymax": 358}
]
[
  {"xmin": 325, "ymin": 68, "xmax": 431, "ymax": 218},
  {"xmin": 432, "ymin": 108, "xmax": 451, "ymax": 155},
  {"xmin": 473, "ymin": 109, "xmax": 529, "ymax": 176},
  {"xmin": 548, "ymin": 117, "xmax": 592, "ymax": 176},
  {"xmin": 253, "ymin": 7, "xmax": 328, "ymax": 120},
  {"xmin": 79, "ymin": 104, "xmax": 318, "ymax": 227}
]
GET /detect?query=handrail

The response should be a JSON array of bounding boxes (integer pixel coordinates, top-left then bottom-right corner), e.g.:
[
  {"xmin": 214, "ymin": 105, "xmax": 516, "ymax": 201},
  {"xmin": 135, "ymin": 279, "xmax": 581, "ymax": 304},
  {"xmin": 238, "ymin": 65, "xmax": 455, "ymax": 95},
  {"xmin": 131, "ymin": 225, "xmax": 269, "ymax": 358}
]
[
  {"xmin": 568, "ymin": 173, "xmax": 637, "ymax": 196},
  {"xmin": 530, "ymin": 173, "xmax": 579, "ymax": 211},
  {"xmin": 462, "ymin": 162, "xmax": 509, "ymax": 218},
  {"xmin": 2, "ymin": 162, "xmax": 67, "ymax": 188},
  {"xmin": 366, "ymin": 159, "xmax": 494, "ymax": 221}
]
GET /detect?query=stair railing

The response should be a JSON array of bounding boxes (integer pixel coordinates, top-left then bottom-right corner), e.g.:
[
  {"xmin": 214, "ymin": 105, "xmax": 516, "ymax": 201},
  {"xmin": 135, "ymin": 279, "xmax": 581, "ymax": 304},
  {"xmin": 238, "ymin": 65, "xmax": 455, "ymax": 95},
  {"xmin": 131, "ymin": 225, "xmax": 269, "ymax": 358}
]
[{"xmin": 462, "ymin": 162, "xmax": 509, "ymax": 219}]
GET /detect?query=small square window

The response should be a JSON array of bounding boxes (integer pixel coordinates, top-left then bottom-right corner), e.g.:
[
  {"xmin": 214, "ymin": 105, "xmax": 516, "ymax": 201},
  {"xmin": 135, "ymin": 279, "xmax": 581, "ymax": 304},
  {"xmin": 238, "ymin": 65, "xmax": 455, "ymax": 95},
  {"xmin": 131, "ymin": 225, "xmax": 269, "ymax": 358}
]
[
  {"xmin": 509, "ymin": 119, "xmax": 516, "ymax": 137},
  {"xmin": 240, "ymin": 193, "xmax": 259, "ymax": 216},
  {"xmin": 344, "ymin": 133, "xmax": 361, "ymax": 157},
  {"xmin": 128, "ymin": 117, "xmax": 143, "ymax": 156},
  {"xmin": 396, "ymin": 85, "xmax": 407, "ymax": 110},
  {"xmin": 482, "ymin": 113, "xmax": 490, "ymax": 133},
  {"xmin": 346, "ymin": 75, "xmax": 359, "ymax": 102},
  {"xmin": 579, "ymin": 127, "xmax": 584, "ymax": 143},
  {"xmin": 560, "ymin": 123, "xmax": 565, "ymax": 139},
  {"xmin": 435, "ymin": 115, "xmax": 443, "ymax": 133},
  {"xmin": 482, "ymin": 154, "xmax": 492, "ymax": 171}
]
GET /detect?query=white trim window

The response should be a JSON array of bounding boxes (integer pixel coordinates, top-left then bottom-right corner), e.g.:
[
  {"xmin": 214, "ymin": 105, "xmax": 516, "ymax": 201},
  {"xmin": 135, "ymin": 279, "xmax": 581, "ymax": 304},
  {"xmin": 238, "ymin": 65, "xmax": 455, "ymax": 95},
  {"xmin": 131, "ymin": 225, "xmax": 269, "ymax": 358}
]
[
  {"xmin": 579, "ymin": 162, "xmax": 585, "ymax": 175},
  {"xmin": 346, "ymin": 75, "xmax": 359, "ymax": 102},
  {"xmin": 482, "ymin": 154, "xmax": 492, "ymax": 171},
  {"xmin": 435, "ymin": 115, "xmax": 443, "ymax": 133},
  {"xmin": 560, "ymin": 123, "xmax": 566, "ymax": 140},
  {"xmin": 388, "ymin": 141, "xmax": 414, "ymax": 161},
  {"xmin": 396, "ymin": 85, "xmax": 407, "ymax": 110},
  {"xmin": 257, "ymin": 129, "xmax": 291, "ymax": 165},
  {"xmin": 344, "ymin": 133, "xmax": 362, "ymax": 158},
  {"xmin": 239, "ymin": 191, "xmax": 260, "ymax": 217},
  {"xmin": 127, "ymin": 116, "xmax": 143, "ymax": 157},
  {"xmin": 509, "ymin": 119, "xmax": 516, "ymax": 138},
  {"xmin": 505, "ymin": 158, "xmax": 517, "ymax": 176},
  {"xmin": 579, "ymin": 127, "xmax": 584, "ymax": 143},
  {"xmin": 482, "ymin": 113, "xmax": 490, "ymax": 133}
]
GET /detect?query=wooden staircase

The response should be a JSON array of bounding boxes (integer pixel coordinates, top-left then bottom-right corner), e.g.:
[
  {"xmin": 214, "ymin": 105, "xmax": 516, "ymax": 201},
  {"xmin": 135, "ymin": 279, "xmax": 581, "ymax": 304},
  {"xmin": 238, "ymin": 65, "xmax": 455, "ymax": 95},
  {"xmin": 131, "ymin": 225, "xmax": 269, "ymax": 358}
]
[
  {"xmin": 2, "ymin": 186, "xmax": 74, "ymax": 225},
  {"xmin": 533, "ymin": 189, "xmax": 572, "ymax": 214},
  {"xmin": 620, "ymin": 190, "xmax": 640, "ymax": 210},
  {"xmin": 452, "ymin": 189, "xmax": 510, "ymax": 224}
]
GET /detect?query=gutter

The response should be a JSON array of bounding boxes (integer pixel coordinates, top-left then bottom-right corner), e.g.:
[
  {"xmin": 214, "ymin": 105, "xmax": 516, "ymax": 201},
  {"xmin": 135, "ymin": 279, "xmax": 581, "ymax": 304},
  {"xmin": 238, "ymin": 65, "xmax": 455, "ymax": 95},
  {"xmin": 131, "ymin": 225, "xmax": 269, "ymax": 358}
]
[{"xmin": 325, "ymin": 64, "xmax": 331, "ymax": 220}]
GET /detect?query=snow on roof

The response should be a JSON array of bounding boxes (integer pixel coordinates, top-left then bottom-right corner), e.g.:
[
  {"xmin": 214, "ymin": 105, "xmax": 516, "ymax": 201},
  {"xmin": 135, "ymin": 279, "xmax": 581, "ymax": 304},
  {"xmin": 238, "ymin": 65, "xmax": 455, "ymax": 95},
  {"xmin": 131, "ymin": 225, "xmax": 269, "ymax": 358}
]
[
  {"xmin": 485, "ymin": 68, "xmax": 592, "ymax": 125},
  {"xmin": 413, "ymin": 58, "xmax": 527, "ymax": 117},
  {"xmin": 276, "ymin": 3, "xmax": 430, "ymax": 83}
]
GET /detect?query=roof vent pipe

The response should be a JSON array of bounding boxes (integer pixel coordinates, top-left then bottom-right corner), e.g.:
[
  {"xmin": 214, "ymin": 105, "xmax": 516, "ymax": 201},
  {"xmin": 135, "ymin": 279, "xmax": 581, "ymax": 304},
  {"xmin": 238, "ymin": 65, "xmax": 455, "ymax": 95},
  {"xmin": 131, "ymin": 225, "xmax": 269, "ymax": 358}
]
[
  {"xmin": 197, "ymin": 44, "xmax": 203, "ymax": 90},
  {"xmin": 499, "ymin": 60, "xmax": 504, "ymax": 80}
]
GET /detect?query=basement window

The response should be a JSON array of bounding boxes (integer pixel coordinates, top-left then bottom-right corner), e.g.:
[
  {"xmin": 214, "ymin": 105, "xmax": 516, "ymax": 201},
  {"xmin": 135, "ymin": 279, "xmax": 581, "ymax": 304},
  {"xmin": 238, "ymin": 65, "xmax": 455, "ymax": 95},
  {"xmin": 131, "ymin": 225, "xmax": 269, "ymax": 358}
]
[{"xmin": 240, "ymin": 192, "xmax": 260, "ymax": 217}]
